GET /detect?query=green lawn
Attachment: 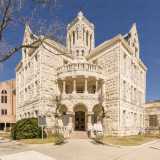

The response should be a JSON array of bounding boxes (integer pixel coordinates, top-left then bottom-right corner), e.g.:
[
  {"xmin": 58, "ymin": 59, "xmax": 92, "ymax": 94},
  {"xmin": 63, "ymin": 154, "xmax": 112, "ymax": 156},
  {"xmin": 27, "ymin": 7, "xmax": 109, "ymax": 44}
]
[{"xmin": 102, "ymin": 135, "xmax": 160, "ymax": 146}]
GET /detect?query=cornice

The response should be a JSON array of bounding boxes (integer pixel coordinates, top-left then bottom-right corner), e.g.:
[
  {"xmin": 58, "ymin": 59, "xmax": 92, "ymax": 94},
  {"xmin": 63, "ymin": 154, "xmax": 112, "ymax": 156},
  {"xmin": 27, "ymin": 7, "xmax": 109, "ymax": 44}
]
[{"xmin": 15, "ymin": 60, "xmax": 23, "ymax": 72}]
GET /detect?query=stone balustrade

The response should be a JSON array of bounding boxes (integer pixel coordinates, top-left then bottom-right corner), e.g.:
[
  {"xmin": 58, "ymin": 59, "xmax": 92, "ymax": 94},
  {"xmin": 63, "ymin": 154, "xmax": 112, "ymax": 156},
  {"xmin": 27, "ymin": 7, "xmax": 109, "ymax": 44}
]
[
  {"xmin": 56, "ymin": 63, "xmax": 104, "ymax": 79},
  {"xmin": 56, "ymin": 93, "xmax": 105, "ymax": 101}
]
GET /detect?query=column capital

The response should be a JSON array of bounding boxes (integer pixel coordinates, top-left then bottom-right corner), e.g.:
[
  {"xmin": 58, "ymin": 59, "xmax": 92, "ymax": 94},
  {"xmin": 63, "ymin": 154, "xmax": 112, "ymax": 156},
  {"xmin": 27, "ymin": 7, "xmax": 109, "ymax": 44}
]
[
  {"xmin": 72, "ymin": 75, "xmax": 77, "ymax": 79},
  {"xmin": 54, "ymin": 113, "xmax": 61, "ymax": 117},
  {"xmin": 95, "ymin": 77, "xmax": 100, "ymax": 81},
  {"xmin": 84, "ymin": 75, "xmax": 89, "ymax": 79},
  {"xmin": 87, "ymin": 112, "xmax": 94, "ymax": 116},
  {"xmin": 61, "ymin": 77, "xmax": 66, "ymax": 81},
  {"xmin": 66, "ymin": 111, "xmax": 74, "ymax": 116},
  {"xmin": 101, "ymin": 80, "xmax": 105, "ymax": 84}
]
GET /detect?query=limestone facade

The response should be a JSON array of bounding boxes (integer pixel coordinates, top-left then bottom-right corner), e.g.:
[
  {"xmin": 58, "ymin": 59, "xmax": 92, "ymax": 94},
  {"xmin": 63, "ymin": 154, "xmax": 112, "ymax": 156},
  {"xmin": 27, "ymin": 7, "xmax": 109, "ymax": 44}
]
[
  {"xmin": 15, "ymin": 11, "xmax": 147, "ymax": 137},
  {"xmin": 145, "ymin": 100, "xmax": 160, "ymax": 135}
]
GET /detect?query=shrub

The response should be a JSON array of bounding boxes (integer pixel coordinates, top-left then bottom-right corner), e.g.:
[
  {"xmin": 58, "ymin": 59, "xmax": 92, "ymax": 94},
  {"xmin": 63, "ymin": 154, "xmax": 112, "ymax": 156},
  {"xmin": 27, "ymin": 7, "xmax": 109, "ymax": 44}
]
[{"xmin": 11, "ymin": 117, "xmax": 45, "ymax": 140}]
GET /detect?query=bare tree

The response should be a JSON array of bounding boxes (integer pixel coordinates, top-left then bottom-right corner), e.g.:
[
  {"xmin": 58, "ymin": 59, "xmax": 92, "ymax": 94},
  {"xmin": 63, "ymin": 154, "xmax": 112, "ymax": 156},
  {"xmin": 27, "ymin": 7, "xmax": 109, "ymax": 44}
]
[{"xmin": 0, "ymin": 0, "xmax": 66, "ymax": 63}]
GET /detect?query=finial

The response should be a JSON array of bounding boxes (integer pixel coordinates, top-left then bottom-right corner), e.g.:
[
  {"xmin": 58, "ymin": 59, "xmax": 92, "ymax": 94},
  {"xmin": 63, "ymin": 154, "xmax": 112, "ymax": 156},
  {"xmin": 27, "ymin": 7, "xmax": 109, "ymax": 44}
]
[
  {"xmin": 69, "ymin": 17, "xmax": 70, "ymax": 23},
  {"xmin": 80, "ymin": 4, "xmax": 82, "ymax": 11}
]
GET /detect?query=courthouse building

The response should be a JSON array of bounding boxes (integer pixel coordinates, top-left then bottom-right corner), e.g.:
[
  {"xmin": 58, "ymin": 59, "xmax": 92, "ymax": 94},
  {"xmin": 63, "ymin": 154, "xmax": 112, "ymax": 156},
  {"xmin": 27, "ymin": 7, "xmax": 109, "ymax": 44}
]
[
  {"xmin": 0, "ymin": 78, "xmax": 16, "ymax": 131},
  {"xmin": 15, "ymin": 11, "xmax": 147, "ymax": 137}
]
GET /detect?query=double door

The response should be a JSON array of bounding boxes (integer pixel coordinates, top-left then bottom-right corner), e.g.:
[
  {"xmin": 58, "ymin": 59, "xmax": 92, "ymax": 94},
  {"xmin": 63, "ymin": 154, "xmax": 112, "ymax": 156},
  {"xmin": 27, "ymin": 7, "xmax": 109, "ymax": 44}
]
[{"xmin": 75, "ymin": 112, "xmax": 85, "ymax": 131}]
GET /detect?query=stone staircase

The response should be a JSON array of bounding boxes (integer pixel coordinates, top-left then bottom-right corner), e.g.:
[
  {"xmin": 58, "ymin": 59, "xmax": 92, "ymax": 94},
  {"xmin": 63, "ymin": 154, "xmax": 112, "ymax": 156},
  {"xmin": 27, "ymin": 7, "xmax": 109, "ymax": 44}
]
[{"xmin": 70, "ymin": 131, "xmax": 89, "ymax": 139}]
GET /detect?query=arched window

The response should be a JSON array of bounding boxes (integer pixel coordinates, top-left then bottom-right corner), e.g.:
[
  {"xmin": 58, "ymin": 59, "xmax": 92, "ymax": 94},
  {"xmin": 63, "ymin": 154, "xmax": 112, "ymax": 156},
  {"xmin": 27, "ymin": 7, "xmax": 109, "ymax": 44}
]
[
  {"xmin": 1, "ymin": 90, "xmax": 7, "ymax": 103},
  {"xmin": 81, "ymin": 51, "xmax": 84, "ymax": 56},
  {"xmin": 1, "ymin": 90, "xmax": 7, "ymax": 94},
  {"xmin": 76, "ymin": 50, "xmax": 79, "ymax": 56}
]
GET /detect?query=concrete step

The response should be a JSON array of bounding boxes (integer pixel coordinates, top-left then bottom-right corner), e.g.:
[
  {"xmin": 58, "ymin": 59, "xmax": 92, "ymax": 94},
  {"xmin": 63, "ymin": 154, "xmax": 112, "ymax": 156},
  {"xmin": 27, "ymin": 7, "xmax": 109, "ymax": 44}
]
[{"xmin": 70, "ymin": 131, "xmax": 88, "ymax": 139}]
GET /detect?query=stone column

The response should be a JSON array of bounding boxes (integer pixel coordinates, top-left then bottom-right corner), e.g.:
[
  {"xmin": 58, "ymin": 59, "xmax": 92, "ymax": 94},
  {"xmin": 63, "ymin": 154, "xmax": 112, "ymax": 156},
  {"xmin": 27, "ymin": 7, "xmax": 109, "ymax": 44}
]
[
  {"xmin": 88, "ymin": 115, "xmax": 91, "ymax": 123},
  {"xmin": 55, "ymin": 116, "xmax": 58, "ymax": 124},
  {"xmin": 95, "ymin": 77, "xmax": 99, "ymax": 94},
  {"xmin": 61, "ymin": 78, "xmax": 66, "ymax": 94},
  {"xmin": 84, "ymin": 76, "xmax": 89, "ymax": 94},
  {"xmin": 54, "ymin": 113, "xmax": 60, "ymax": 124},
  {"xmin": 69, "ymin": 116, "xmax": 72, "ymax": 123},
  {"xmin": 72, "ymin": 76, "xmax": 76, "ymax": 94},
  {"xmin": 66, "ymin": 112, "xmax": 74, "ymax": 131},
  {"xmin": 87, "ymin": 112, "xmax": 94, "ymax": 131},
  {"xmin": 102, "ymin": 113, "xmax": 106, "ymax": 124},
  {"xmin": 4, "ymin": 122, "xmax": 6, "ymax": 131}
]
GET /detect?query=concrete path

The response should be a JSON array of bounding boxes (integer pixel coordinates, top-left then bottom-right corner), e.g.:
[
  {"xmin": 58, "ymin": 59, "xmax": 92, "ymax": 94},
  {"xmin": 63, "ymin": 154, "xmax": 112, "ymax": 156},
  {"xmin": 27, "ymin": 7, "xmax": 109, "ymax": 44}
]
[{"xmin": 0, "ymin": 138, "xmax": 160, "ymax": 160}]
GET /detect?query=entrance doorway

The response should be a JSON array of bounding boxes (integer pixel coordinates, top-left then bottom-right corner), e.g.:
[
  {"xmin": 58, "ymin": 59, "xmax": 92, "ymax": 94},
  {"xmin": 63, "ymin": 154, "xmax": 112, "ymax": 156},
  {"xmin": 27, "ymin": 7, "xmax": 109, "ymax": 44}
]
[{"xmin": 75, "ymin": 111, "xmax": 85, "ymax": 131}]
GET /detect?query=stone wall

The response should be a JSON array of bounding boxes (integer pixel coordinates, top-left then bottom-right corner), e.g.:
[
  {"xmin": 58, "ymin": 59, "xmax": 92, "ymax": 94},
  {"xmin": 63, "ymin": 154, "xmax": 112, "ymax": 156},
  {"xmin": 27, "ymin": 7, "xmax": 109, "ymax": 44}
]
[{"xmin": 145, "ymin": 101, "xmax": 160, "ymax": 135}]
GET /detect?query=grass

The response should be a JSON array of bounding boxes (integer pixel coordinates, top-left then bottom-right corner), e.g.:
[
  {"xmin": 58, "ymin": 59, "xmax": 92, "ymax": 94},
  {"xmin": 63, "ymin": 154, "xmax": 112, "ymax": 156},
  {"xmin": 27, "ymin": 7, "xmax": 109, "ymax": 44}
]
[
  {"xmin": 15, "ymin": 136, "xmax": 57, "ymax": 144},
  {"xmin": 0, "ymin": 132, "xmax": 59, "ymax": 144},
  {"xmin": 0, "ymin": 132, "xmax": 11, "ymax": 139},
  {"xmin": 102, "ymin": 135, "xmax": 160, "ymax": 146}
]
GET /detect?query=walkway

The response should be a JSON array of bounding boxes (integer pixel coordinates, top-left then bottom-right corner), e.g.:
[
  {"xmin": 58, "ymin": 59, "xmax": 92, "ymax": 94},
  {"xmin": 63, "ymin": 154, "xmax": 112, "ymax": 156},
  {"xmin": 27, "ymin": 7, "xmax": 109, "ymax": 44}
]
[{"xmin": 0, "ymin": 138, "xmax": 160, "ymax": 160}]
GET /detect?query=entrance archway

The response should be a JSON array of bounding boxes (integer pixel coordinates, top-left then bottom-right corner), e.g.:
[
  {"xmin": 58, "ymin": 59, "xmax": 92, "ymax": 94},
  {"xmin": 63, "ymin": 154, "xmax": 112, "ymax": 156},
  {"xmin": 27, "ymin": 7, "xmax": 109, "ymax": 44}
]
[
  {"xmin": 73, "ymin": 103, "xmax": 88, "ymax": 131},
  {"xmin": 75, "ymin": 111, "xmax": 85, "ymax": 131}
]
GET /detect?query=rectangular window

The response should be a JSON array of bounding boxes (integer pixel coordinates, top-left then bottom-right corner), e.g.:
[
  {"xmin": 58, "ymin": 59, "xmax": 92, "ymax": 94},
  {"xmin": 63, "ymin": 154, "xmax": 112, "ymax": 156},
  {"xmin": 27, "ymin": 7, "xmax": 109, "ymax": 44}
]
[
  {"xmin": 77, "ymin": 87, "xmax": 83, "ymax": 93},
  {"xmin": 134, "ymin": 88, "xmax": 136, "ymax": 101},
  {"xmin": 35, "ymin": 55, "xmax": 38, "ymax": 71},
  {"xmin": 134, "ymin": 113, "xmax": 137, "ymax": 126},
  {"xmin": 134, "ymin": 66, "xmax": 136, "ymax": 78},
  {"xmin": 35, "ymin": 81, "xmax": 38, "ymax": 96},
  {"xmin": 5, "ymin": 96, "xmax": 7, "ymax": 103},
  {"xmin": 1, "ymin": 109, "xmax": 4, "ymax": 115},
  {"xmin": 123, "ymin": 81, "xmax": 125, "ymax": 97},
  {"xmin": 28, "ymin": 87, "xmax": 30, "ymax": 100},
  {"xmin": 1, "ymin": 96, "xmax": 4, "ymax": 103},
  {"xmin": 123, "ymin": 110, "xmax": 126, "ymax": 126},
  {"xmin": 5, "ymin": 109, "xmax": 7, "ymax": 115},
  {"xmin": 25, "ymin": 67, "xmax": 27, "ymax": 78},
  {"xmin": 35, "ymin": 110, "xmax": 38, "ymax": 117},
  {"xmin": 124, "ymin": 54, "xmax": 126, "ymax": 70},
  {"xmin": 28, "ymin": 63, "xmax": 30, "ymax": 76},
  {"xmin": 131, "ymin": 112, "xmax": 134, "ymax": 126},
  {"xmin": 149, "ymin": 115, "xmax": 157, "ymax": 126},
  {"xmin": 140, "ymin": 114, "xmax": 142, "ymax": 126},
  {"xmin": 131, "ymin": 63, "xmax": 133, "ymax": 77},
  {"xmin": 25, "ymin": 89, "xmax": 27, "ymax": 101}
]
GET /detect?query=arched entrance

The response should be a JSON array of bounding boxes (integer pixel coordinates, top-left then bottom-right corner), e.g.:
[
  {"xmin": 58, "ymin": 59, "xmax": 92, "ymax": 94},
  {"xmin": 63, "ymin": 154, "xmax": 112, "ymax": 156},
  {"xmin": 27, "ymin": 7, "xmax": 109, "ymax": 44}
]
[
  {"xmin": 75, "ymin": 111, "xmax": 85, "ymax": 131},
  {"xmin": 73, "ymin": 103, "xmax": 88, "ymax": 131}
]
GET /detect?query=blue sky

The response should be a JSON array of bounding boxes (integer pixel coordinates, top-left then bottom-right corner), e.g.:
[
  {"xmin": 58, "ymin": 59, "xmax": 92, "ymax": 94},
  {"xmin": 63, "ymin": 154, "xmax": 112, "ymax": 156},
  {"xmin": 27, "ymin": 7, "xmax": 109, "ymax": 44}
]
[{"xmin": 0, "ymin": 0, "xmax": 160, "ymax": 102}]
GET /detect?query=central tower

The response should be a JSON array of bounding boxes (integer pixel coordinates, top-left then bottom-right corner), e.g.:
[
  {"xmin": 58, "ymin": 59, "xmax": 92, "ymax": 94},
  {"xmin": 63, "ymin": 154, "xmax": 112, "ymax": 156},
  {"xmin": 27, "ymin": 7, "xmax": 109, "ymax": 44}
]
[{"xmin": 66, "ymin": 11, "xmax": 95, "ymax": 59}]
